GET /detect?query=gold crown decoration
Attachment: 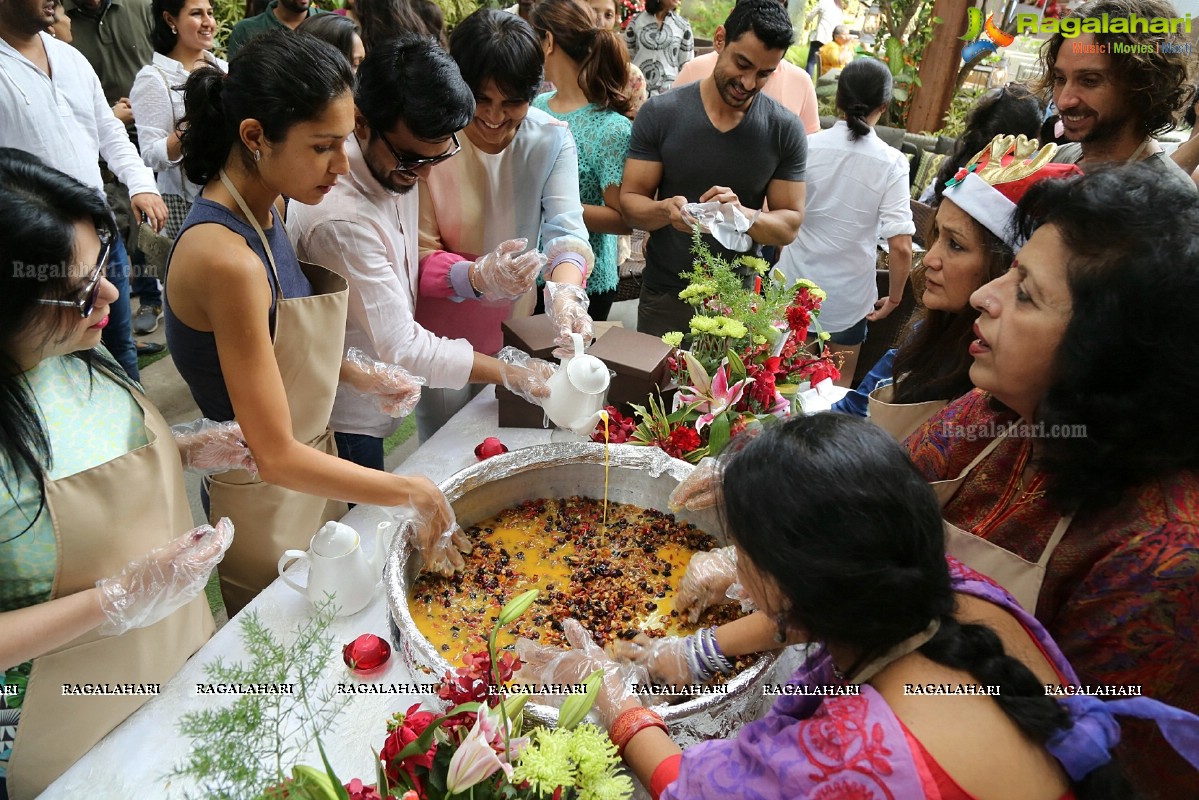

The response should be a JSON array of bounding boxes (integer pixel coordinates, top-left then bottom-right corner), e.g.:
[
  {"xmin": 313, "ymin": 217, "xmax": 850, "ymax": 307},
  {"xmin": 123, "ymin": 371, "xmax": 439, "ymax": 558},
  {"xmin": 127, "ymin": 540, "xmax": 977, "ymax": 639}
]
[{"xmin": 946, "ymin": 134, "xmax": 1061, "ymax": 189}]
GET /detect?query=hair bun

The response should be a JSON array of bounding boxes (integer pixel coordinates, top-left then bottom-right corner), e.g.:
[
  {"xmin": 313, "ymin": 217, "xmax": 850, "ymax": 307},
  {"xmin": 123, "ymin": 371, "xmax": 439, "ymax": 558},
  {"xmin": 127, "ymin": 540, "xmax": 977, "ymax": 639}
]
[{"xmin": 849, "ymin": 102, "xmax": 870, "ymax": 117}]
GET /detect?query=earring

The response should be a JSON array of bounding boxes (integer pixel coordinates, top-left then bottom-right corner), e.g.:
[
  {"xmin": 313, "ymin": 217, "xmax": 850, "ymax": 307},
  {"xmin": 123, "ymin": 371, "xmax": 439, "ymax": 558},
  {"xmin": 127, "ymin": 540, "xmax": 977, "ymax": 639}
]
[
  {"xmin": 169, "ymin": 25, "xmax": 177, "ymax": 33},
  {"xmin": 772, "ymin": 611, "xmax": 788, "ymax": 644},
  {"xmin": 253, "ymin": 150, "xmax": 261, "ymax": 162}
]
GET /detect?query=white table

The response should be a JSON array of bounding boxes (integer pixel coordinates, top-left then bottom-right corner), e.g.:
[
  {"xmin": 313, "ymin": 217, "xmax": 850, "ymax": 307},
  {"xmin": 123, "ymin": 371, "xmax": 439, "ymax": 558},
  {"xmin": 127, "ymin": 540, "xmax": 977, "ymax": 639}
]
[
  {"xmin": 44, "ymin": 387, "xmax": 558, "ymax": 799},
  {"xmin": 44, "ymin": 386, "xmax": 843, "ymax": 798}
]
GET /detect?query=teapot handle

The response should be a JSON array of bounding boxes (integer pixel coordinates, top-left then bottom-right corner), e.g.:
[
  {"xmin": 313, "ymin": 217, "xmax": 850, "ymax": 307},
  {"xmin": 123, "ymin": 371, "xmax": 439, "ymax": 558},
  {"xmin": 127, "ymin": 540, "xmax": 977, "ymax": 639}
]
[{"xmin": 277, "ymin": 549, "xmax": 310, "ymax": 594}]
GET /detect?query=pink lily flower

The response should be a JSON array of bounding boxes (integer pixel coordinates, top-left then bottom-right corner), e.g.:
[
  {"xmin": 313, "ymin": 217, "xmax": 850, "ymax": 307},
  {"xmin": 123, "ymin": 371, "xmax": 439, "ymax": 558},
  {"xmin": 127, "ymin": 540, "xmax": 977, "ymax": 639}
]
[
  {"xmin": 444, "ymin": 705, "xmax": 527, "ymax": 795},
  {"xmin": 675, "ymin": 354, "xmax": 750, "ymax": 433}
]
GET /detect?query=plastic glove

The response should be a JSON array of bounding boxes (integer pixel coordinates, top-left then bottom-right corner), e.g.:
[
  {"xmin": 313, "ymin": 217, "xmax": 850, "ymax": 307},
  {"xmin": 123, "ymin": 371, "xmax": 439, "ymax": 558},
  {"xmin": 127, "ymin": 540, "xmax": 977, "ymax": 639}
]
[
  {"xmin": 397, "ymin": 480, "xmax": 470, "ymax": 576},
  {"xmin": 544, "ymin": 281, "xmax": 594, "ymax": 358},
  {"xmin": 674, "ymin": 545, "xmax": 738, "ymax": 623},
  {"xmin": 608, "ymin": 633, "xmax": 696, "ymax": 687},
  {"xmin": 515, "ymin": 618, "xmax": 646, "ymax": 728},
  {"xmin": 668, "ymin": 456, "xmax": 721, "ymax": 512},
  {"xmin": 172, "ymin": 418, "xmax": 257, "ymax": 476},
  {"xmin": 344, "ymin": 347, "xmax": 426, "ymax": 418},
  {"xmin": 96, "ymin": 518, "xmax": 234, "ymax": 636},
  {"xmin": 471, "ymin": 238, "xmax": 544, "ymax": 300},
  {"xmin": 496, "ymin": 347, "xmax": 555, "ymax": 405}
]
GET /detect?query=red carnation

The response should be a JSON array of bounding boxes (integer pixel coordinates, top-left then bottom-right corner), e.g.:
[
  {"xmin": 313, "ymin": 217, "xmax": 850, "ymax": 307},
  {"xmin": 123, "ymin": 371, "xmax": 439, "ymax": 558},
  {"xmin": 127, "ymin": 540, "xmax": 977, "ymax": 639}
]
[{"xmin": 663, "ymin": 425, "xmax": 701, "ymax": 458}]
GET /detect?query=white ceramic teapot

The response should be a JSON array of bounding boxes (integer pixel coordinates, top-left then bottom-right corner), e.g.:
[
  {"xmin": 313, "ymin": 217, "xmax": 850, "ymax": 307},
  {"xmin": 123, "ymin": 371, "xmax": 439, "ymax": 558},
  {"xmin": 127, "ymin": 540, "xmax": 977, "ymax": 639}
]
[
  {"xmin": 541, "ymin": 332, "xmax": 611, "ymax": 436},
  {"xmin": 277, "ymin": 520, "xmax": 392, "ymax": 616}
]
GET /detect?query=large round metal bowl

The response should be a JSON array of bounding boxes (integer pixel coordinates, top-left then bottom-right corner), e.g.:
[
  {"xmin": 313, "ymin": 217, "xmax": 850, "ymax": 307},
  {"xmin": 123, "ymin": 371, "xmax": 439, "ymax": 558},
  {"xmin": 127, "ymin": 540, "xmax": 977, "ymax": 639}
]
[{"xmin": 384, "ymin": 442, "xmax": 779, "ymax": 744}]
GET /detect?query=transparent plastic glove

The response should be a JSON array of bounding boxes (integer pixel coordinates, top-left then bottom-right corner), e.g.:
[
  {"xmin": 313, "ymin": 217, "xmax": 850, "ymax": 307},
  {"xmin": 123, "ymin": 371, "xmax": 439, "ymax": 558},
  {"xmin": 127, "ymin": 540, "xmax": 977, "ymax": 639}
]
[
  {"xmin": 681, "ymin": 202, "xmax": 752, "ymax": 251},
  {"xmin": 544, "ymin": 281, "xmax": 594, "ymax": 358},
  {"xmin": 171, "ymin": 418, "xmax": 256, "ymax": 476},
  {"xmin": 398, "ymin": 481, "xmax": 470, "ymax": 576},
  {"xmin": 675, "ymin": 545, "xmax": 738, "ymax": 623},
  {"xmin": 472, "ymin": 238, "xmax": 544, "ymax": 300},
  {"xmin": 344, "ymin": 347, "xmax": 426, "ymax": 418},
  {"xmin": 668, "ymin": 456, "xmax": 722, "ymax": 512},
  {"xmin": 515, "ymin": 618, "xmax": 645, "ymax": 728},
  {"xmin": 96, "ymin": 518, "xmax": 234, "ymax": 636},
  {"xmin": 496, "ymin": 347, "xmax": 555, "ymax": 405},
  {"xmin": 608, "ymin": 633, "xmax": 696, "ymax": 687}
]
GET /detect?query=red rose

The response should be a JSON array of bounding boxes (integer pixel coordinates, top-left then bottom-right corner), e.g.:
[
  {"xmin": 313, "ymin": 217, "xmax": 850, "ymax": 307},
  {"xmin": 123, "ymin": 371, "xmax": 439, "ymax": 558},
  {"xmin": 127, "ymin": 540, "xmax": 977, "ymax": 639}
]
[
  {"xmin": 380, "ymin": 704, "xmax": 439, "ymax": 793},
  {"xmin": 590, "ymin": 405, "xmax": 635, "ymax": 444},
  {"xmin": 663, "ymin": 425, "xmax": 701, "ymax": 458}
]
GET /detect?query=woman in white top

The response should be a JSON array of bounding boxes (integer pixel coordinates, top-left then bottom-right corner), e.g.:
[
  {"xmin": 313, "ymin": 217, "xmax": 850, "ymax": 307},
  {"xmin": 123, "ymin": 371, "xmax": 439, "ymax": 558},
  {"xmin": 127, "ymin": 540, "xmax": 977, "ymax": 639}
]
[
  {"xmin": 130, "ymin": 0, "xmax": 227, "ymax": 240},
  {"xmin": 775, "ymin": 57, "xmax": 914, "ymax": 385}
]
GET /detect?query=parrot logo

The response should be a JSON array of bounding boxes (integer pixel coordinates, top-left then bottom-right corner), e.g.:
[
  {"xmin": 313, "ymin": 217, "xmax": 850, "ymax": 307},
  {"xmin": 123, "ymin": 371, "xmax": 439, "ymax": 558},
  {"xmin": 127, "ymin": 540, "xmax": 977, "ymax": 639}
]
[{"xmin": 960, "ymin": 8, "xmax": 1016, "ymax": 62}]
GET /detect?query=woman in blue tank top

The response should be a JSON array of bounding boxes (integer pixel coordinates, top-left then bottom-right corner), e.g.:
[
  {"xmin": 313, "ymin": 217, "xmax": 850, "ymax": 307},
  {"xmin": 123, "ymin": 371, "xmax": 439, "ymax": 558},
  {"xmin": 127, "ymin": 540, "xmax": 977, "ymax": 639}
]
[{"xmin": 164, "ymin": 32, "xmax": 461, "ymax": 614}]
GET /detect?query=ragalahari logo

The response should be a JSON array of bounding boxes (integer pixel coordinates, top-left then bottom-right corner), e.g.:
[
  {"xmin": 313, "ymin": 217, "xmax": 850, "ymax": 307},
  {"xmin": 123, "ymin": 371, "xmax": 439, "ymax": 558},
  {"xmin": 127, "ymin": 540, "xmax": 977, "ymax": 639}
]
[{"xmin": 960, "ymin": 8, "xmax": 1016, "ymax": 63}]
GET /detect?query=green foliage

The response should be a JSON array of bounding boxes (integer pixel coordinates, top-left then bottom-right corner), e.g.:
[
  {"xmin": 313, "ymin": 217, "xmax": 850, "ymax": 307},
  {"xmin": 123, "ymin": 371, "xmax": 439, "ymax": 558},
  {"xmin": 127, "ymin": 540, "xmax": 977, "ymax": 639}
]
[
  {"xmin": 870, "ymin": 0, "xmax": 940, "ymax": 127},
  {"xmin": 682, "ymin": 0, "xmax": 735, "ymax": 39},
  {"xmin": 440, "ymin": 0, "xmax": 483, "ymax": 30},
  {"xmin": 211, "ymin": 0, "xmax": 245, "ymax": 59},
  {"xmin": 170, "ymin": 600, "xmax": 349, "ymax": 800}
]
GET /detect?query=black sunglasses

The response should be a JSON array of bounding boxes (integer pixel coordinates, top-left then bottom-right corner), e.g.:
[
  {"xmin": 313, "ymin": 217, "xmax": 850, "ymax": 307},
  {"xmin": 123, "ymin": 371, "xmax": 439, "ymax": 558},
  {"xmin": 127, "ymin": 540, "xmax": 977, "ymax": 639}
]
[
  {"xmin": 37, "ymin": 231, "xmax": 112, "ymax": 318},
  {"xmin": 381, "ymin": 131, "xmax": 461, "ymax": 176}
]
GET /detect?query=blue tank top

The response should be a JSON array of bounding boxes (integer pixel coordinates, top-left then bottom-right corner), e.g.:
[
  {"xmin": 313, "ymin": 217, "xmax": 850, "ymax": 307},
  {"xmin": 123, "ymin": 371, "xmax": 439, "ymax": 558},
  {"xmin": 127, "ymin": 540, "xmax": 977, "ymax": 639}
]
[{"xmin": 164, "ymin": 197, "xmax": 315, "ymax": 422}]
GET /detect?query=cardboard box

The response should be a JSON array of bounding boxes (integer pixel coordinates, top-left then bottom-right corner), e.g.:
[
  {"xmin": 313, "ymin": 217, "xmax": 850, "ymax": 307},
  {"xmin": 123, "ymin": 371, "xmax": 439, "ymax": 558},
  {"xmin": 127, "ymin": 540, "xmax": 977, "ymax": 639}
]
[{"xmin": 496, "ymin": 318, "xmax": 674, "ymax": 429}]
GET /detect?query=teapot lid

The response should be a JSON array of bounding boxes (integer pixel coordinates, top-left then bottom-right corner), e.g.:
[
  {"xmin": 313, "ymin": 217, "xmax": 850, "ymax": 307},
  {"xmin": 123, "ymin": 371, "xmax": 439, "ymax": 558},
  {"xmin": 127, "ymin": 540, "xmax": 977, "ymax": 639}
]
[
  {"xmin": 567, "ymin": 353, "xmax": 610, "ymax": 394},
  {"xmin": 312, "ymin": 520, "xmax": 359, "ymax": 557}
]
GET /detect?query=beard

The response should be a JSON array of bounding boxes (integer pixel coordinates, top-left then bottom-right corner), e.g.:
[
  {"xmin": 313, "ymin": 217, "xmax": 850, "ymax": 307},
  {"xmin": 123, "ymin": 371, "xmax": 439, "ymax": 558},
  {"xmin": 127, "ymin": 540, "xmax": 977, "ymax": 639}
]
[{"xmin": 278, "ymin": 0, "xmax": 310, "ymax": 13}]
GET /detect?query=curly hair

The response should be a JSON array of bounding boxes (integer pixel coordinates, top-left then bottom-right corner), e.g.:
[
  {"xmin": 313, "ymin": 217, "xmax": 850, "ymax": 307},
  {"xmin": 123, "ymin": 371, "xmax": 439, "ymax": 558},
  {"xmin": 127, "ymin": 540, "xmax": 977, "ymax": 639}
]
[
  {"xmin": 1011, "ymin": 163, "xmax": 1199, "ymax": 511},
  {"xmin": 1036, "ymin": 0, "xmax": 1190, "ymax": 136}
]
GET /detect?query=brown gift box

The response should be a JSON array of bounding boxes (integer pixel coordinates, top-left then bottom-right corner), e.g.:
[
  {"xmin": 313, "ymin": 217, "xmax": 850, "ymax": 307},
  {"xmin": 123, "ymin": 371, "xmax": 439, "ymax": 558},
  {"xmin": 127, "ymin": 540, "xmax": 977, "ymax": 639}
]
[{"xmin": 496, "ymin": 317, "xmax": 674, "ymax": 429}]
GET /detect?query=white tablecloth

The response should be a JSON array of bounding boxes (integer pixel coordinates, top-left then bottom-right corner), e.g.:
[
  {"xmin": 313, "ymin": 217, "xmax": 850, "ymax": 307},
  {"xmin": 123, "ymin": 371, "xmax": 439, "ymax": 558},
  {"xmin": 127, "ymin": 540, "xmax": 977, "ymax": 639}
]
[
  {"xmin": 43, "ymin": 387, "xmax": 558, "ymax": 799},
  {"xmin": 43, "ymin": 386, "xmax": 845, "ymax": 798}
]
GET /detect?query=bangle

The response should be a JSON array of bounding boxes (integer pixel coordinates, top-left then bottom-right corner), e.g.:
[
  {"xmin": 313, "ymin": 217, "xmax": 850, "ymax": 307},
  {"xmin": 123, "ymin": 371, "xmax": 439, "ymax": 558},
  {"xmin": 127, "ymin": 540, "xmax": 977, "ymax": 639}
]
[
  {"xmin": 701, "ymin": 627, "xmax": 736, "ymax": 675},
  {"xmin": 610, "ymin": 707, "xmax": 668, "ymax": 758}
]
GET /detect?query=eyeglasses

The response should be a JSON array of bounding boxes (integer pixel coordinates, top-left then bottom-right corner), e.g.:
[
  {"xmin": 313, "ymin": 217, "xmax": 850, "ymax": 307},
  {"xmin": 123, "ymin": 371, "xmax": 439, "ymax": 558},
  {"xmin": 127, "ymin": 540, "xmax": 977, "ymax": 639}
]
[
  {"xmin": 37, "ymin": 232, "xmax": 112, "ymax": 318},
  {"xmin": 380, "ymin": 131, "xmax": 461, "ymax": 176}
]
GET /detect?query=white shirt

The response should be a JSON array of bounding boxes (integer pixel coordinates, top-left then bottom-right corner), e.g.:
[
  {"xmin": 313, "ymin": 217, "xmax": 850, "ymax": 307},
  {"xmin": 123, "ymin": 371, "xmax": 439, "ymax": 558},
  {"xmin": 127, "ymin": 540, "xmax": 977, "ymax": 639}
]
[
  {"xmin": 129, "ymin": 51, "xmax": 226, "ymax": 200},
  {"xmin": 777, "ymin": 121, "xmax": 914, "ymax": 333},
  {"xmin": 287, "ymin": 134, "xmax": 476, "ymax": 439},
  {"xmin": 806, "ymin": 0, "xmax": 844, "ymax": 44},
  {"xmin": 0, "ymin": 32, "xmax": 157, "ymax": 198}
]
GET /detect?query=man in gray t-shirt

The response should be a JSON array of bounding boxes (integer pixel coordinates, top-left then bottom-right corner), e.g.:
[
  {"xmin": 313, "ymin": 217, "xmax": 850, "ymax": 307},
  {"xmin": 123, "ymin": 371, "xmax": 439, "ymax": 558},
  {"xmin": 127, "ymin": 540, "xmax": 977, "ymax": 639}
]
[{"xmin": 622, "ymin": 0, "xmax": 808, "ymax": 337}]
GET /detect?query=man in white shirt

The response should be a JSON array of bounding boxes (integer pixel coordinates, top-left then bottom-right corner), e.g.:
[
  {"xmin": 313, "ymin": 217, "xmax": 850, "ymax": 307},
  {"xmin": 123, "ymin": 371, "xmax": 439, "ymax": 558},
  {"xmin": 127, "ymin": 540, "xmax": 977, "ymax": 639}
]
[
  {"xmin": 287, "ymin": 35, "xmax": 553, "ymax": 470},
  {"xmin": 0, "ymin": 0, "xmax": 166, "ymax": 380}
]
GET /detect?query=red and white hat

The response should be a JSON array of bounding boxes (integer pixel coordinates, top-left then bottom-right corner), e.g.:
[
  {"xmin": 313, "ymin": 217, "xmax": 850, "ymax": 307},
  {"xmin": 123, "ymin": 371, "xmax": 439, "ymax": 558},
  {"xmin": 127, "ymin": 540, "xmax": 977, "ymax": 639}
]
[{"xmin": 942, "ymin": 134, "xmax": 1083, "ymax": 248}]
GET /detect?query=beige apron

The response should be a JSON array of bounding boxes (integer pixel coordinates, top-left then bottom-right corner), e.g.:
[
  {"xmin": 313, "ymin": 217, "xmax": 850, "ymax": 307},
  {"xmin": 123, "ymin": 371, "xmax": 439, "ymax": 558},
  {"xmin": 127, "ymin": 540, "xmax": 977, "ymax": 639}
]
[
  {"xmin": 5, "ymin": 375, "xmax": 215, "ymax": 800},
  {"xmin": 866, "ymin": 383, "xmax": 948, "ymax": 442},
  {"xmin": 206, "ymin": 173, "xmax": 349, "ymax": 614},
  {"xmin": 932, "ymin": 431, "xmax": 1072, "ymax": 612}
]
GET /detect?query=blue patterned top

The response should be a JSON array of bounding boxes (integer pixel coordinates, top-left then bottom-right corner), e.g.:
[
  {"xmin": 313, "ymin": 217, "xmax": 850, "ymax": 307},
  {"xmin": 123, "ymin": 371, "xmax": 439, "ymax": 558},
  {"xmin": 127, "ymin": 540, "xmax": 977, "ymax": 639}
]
[{"xmin": 533, "ymin": 92, "xmax": 632, "ymax": 295}]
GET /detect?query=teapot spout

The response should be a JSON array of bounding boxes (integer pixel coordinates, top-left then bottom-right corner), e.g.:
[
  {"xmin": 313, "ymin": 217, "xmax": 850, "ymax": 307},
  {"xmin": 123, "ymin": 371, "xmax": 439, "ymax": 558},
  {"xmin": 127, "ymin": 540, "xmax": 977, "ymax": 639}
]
[{"xmin": 569, "ymin": 409, "xmax": 607, "ymax": 437}]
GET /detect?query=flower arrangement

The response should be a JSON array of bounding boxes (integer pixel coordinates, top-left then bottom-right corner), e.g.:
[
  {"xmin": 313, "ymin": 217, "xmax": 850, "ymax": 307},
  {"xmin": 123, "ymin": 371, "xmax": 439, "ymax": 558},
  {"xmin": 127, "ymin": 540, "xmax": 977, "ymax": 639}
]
[
  {"xmin": 594, "ymin": 233, "xmax": 840, "ymax": 462},
  {"xmin": 618, "ymin": 0, "xmax": 643, "ymax": 29},
  {"xmin": 261, "ymin": 591, "xmax": 632, "ymax": 800}
]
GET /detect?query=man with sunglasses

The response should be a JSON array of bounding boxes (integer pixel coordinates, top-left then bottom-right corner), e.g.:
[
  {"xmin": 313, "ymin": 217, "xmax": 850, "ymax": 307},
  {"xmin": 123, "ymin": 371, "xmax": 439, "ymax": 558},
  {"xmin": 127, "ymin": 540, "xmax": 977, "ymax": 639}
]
[{"xmin": 287, "ymin": 35, "xmax": 555, "ymax": 471}]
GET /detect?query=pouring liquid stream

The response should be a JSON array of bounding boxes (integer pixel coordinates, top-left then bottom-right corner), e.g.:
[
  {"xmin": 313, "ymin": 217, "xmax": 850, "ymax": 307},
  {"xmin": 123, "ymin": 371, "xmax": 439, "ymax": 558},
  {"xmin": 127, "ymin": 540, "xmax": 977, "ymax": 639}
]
[{"xmin": 601, "ymin": 410, "xmax": 610, "ymax": 532}]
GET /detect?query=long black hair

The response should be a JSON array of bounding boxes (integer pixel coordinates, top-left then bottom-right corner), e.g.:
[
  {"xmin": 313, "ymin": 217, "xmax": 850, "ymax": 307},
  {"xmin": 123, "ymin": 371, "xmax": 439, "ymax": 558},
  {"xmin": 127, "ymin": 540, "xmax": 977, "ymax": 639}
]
[
  {"xmin": 721, "ymin": 415, "xmax": 1131, "ymax": 797},
  {"xmin": 179, "ymin": 30, "xmax": 354, "ymax": 186},
  {"xmin": 1012, "ymin": 163, "xmax": 1199, "ymax": 511},
  {"xmin": 835, "ymin": 57, "xmax": 892, "ymax": 140},
  {"xmin": 0, "ymin": 149, "xmax": 123, "ymax": 543},
  {"xmin": 150, "ymin": 0, "xmax": 190, "ymax": 54}
]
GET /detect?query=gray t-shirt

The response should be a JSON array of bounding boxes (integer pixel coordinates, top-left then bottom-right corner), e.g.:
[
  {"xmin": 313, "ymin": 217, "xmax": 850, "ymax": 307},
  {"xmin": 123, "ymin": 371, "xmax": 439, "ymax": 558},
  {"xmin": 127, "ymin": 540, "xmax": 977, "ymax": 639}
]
[
  {"xmin": 628, "ymin": 83, "xmax": 808, "ymax": 293},
  {"xmin": 1053, "ymin": 142, "xmax": 1197, "ymax": 191}
]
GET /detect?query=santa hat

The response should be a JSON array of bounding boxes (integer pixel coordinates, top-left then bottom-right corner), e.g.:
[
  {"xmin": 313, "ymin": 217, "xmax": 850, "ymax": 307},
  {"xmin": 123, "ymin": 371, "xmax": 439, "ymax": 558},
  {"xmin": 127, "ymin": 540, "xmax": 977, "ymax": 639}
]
[{"xmin": 942, "ymin": 134, "xmax": 1083, "ymax": 248}]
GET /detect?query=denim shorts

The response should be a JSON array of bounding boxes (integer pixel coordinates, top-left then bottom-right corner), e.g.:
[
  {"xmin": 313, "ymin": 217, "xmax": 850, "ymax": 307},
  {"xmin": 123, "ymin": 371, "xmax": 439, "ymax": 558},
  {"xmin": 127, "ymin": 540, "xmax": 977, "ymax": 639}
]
[{"xmin": 829, "ymin": 316, "xmax": 869, "ymax": 346}]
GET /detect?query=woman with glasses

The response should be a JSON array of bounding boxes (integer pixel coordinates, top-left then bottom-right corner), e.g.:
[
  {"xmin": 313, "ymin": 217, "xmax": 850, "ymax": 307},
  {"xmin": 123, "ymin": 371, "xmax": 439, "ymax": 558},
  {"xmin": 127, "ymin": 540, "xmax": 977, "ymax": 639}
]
[
  {"xmin": 164, "ymin": 32, "xmax": 458, "ymax": 616},
  {"xmin": 0, "ymin": 148, "xmax": 239, "ymax": 798},
  {"xmin": 416, "ymin": 8, "xmax": 595, "ymax": 441}
]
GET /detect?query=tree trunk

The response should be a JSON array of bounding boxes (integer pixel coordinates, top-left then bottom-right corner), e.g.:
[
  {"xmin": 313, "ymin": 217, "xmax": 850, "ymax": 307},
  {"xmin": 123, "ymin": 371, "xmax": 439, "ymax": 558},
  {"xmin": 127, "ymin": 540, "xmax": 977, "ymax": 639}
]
[{"xmin": 905, "ymin": 0, "xmax": 973, "ymax": 133}]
